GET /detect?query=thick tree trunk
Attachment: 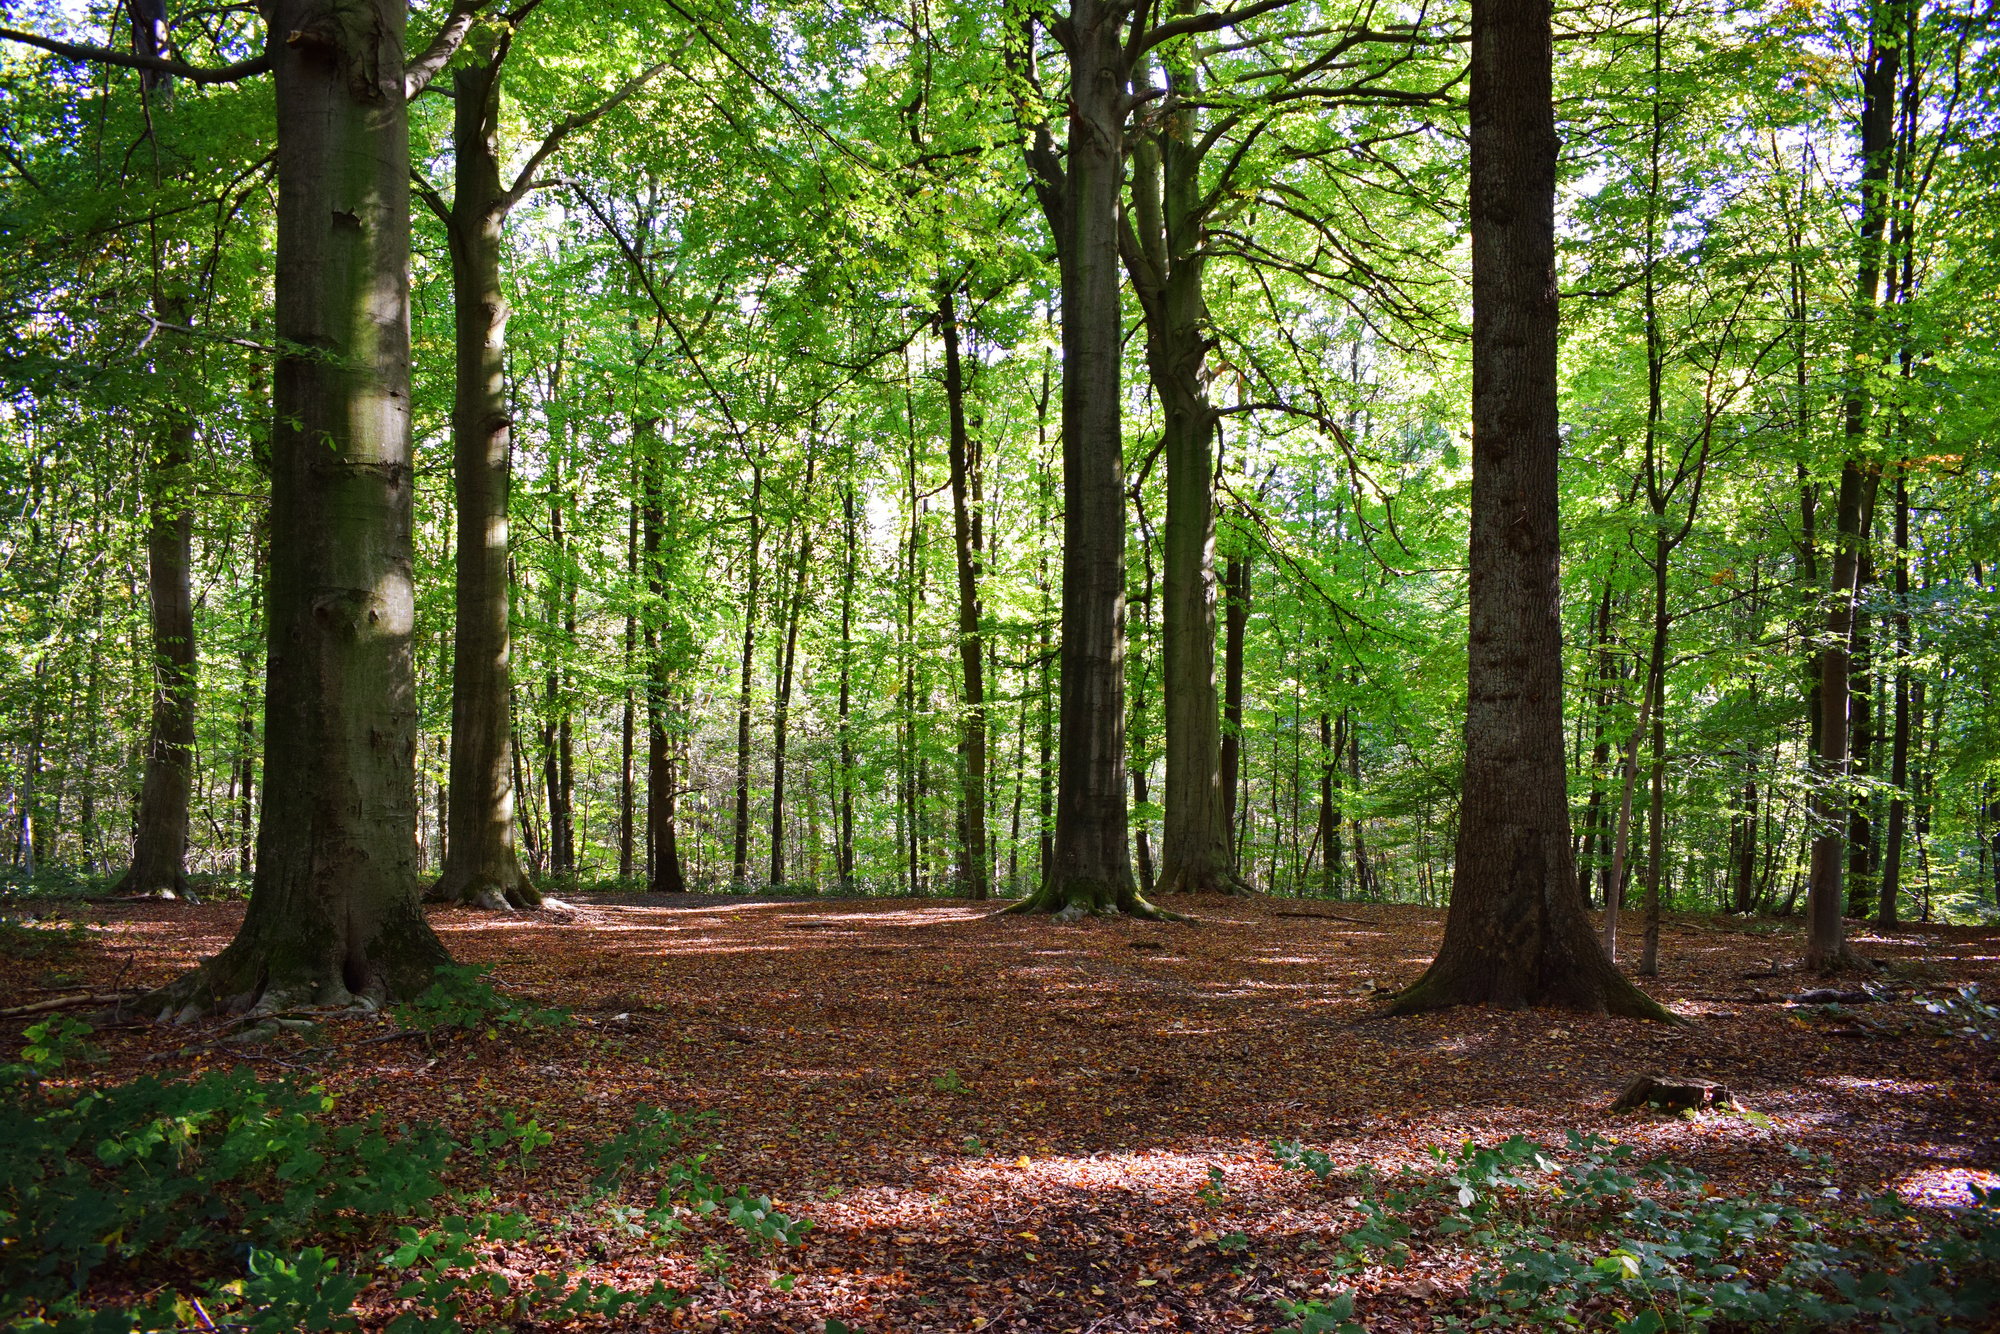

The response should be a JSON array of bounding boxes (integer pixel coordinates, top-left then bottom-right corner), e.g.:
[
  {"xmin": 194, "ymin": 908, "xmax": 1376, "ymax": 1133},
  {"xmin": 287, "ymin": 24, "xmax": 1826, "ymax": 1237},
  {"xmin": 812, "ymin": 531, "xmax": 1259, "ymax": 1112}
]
[
  {"xmin": 1124, "ymin": 35, "xmax": 1244, "ymax": 898},
  {"xmin": 941, "ymin": 291, "xmax": 990, "ymax": 900},
  {"xmin": 154, "ymin": 0, "xmax": 450, "ymax": 1017},
  {"xmin": 431, "ymin": 51, "xmax": 539, "ymax": 910},
  {"xmin": 1391, "ymin": 0, "xmax": 1670, "ymax": 1019},
  {"xmin": 114, "ymin": 306, "xmax": 197, "ymax": 899},
  {"xmin": 1007, "ymin": 0, "xmax": 1164, "ymax": 919}
]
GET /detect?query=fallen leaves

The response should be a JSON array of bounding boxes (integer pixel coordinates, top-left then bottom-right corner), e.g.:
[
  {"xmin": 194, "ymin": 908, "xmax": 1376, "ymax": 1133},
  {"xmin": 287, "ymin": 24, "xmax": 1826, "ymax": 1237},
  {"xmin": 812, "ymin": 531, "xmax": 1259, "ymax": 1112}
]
[{"xmin": 11, "ymin": 896, "xmax": 1998, "ymax": 1331}]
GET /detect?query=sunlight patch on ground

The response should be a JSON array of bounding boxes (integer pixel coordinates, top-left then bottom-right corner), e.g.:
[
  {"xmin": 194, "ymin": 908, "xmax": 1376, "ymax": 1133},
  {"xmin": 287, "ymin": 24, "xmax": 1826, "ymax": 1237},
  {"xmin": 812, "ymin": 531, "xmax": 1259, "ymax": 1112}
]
[
  {"xmin": 1893, "ymin": 1165, "xmax": 2000, "ymax": 1209},
  {"xmin": 1815, "ymin": 1075, "xmax": 1940, "ymax": 1095}
]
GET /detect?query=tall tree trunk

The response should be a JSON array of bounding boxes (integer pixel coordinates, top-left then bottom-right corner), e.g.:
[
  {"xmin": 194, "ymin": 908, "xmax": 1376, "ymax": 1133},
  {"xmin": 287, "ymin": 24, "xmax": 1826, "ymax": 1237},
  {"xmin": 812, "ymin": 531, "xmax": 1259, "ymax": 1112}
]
[
  {"xmin": 432, "ymin": 48, "xmax": 540, "ymax": 910},
  {"xmin": 1846, "ymin": 548, "xmax": 1877, "ymax": 918},
  {"xmin": 1877, "ymin": 464, "xmax": 1910, "ymax": 928},
  {"xmin": 640, "ymin": 418, "xmax": 685, "ymax": 895},
  {"xmin": 542, "ymin": 459, "xmax": 575, "ymax": 880},
  {"xmin": 116, "ymin": 304, "xmax": 198, "ymax": 899},
  {"xmin": 1220, "ymin": 545, "xmax": 1249, "ymax": 852},
  {"xmin": 155, "ymin": 0, "xmax": 451, "ymax": 1016},
  {"xmin": 1805, "ymin": 19, "xmax": 1896, "ymax": 970},
  {"xmin": 837, "ymin": 483, "xmax": 857, "ymax": 888},
  {"xmin": 620, "ymin": 469, "xmax": 638, "ymax": 881},
  {"xmin": 1007, "ymin": 0, "xmax": 1161, "ymax": 918},
  {"xmin": 940, "ymin": 290, "xmax": 990, "ymax": 899},
  {"xmin": 769, "ymin": 473, "xmax": 813, "ymax": 888},
  {"xmin": 1391, "ymin": 0, "xmax": 1670, "ymax": 1019},
  {"xmin": 1123, "ymin": 27, "xmax": 1243, "ymax": 897},
  {"xmin": 731, "ymin": 464, "xmax": 763, "ymax": 885}
]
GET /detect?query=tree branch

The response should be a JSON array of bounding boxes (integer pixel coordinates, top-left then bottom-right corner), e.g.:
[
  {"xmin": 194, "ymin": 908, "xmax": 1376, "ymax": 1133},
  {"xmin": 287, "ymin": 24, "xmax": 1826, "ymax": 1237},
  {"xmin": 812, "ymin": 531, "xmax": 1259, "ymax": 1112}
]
[
  {"xmin": 0, "ymin": 24, "xmax": 270, "ymax": 83},
  {"xmin": 498, "ymin": 63, "xmax": 668, "ymax": 214},
  {"xmin": 403, "ymin": 0, "xmax": 512, "ymax": 101}
]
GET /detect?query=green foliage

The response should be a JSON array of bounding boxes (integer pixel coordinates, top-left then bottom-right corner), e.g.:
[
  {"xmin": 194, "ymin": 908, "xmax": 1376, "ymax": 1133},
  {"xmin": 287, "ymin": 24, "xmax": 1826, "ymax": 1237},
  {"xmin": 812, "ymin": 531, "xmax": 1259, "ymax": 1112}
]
[
  {"xmin": 931, "ymin": 1067, "xmax": 968, "ymax": 1094},
  {"xmin": 1272, "ymin": 1131, "xmax": 2000, "ymax": 1331},
  {"xmin": 392, "ymin": 964, "xmax": 570, "ymax": 1037},
  {"xmin": 1923, "ymin": 984, "xmax": 2000, "ymax": 1042},
  {"xmin": 1, "ymin": 1023, "xmax": 801, "ymax": 1331}
]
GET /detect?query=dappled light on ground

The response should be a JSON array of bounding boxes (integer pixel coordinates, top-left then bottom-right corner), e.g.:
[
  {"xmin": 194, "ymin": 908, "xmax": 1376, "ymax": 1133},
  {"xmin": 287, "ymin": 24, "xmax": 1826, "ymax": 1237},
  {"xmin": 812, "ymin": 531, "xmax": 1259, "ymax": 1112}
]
[{"xmin": 17, "ymin": 895, "xmax": 1997, "ymax": 1330}]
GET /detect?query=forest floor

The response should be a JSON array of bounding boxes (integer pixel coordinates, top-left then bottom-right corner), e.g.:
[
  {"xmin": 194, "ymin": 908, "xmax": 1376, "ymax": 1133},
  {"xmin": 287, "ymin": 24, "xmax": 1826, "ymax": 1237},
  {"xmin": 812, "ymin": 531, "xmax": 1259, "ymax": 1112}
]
[{"xmin": 8, "ymin": 893, "xmax": 1999, "ymax": 1332}]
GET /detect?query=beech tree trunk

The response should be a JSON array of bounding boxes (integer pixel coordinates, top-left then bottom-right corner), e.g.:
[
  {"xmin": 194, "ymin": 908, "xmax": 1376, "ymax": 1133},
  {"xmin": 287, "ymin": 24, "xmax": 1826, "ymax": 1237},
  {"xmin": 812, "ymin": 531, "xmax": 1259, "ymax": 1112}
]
[
  {"xmin": 1124, "ymin": 32, "xmax": 1244, "ymax": 897},
  {"xmin": 1390, "ymin": 0, "xmax": 1671, "ymax": 1019},
  {"xmin": 115, "ymin": 301, "xmax": 197, "ymax": 899},
  {"xmin": 732, "ymin": 465, "xmax": 763, "ymax": 885},
  {"xmin": 1805, "ymin": 20, "xmax": 1895, "ymax": 970},
  {"xmin": 1878, "ymin": 465, "xmax": 1910, "ymax": 927},
  {"xmin": 941, "ymin": 291, "xmax": 990, "ymax": 900},
  {"xmin": 641, "ymin": 419, "xmax": 686, "ymax": 895},
  {"xmin": 769, "ymin": 479, "xmax": 812, "ymax": 889},
  {"xmin": 431, "ymin": 49, "xmax": 540, "ymax": 910},
  {"xmin": 155, "ymin": 0, "xmax": 450, "ymax": 1017},
  {"xmin": 1007, "ymin": 0, "xmax": 1163, "ymax": 919}
]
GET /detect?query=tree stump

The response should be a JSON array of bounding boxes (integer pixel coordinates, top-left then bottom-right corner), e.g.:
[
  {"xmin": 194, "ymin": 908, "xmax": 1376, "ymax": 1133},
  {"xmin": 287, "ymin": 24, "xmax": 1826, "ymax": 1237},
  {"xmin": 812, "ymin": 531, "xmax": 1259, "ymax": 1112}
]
[{"xmin": 1610, "ymin": 1074, "xmax": 1738, "ymax": 1115}]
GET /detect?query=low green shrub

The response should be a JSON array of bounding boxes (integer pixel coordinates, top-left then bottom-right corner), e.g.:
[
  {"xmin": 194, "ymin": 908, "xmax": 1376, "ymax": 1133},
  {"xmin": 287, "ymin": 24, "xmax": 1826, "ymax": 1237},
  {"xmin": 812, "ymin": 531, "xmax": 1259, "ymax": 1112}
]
[
  {"xmin": 1271, "ymin": 1130, "xmax": 1999, "ymax": 1332},
  {"xmin": 391, "ymin": 964, "xmax": 570, "ymax": 1037},
  {"xmin": 1, "ymin": 1020, "xmax": 803, "ymax": 1332}
]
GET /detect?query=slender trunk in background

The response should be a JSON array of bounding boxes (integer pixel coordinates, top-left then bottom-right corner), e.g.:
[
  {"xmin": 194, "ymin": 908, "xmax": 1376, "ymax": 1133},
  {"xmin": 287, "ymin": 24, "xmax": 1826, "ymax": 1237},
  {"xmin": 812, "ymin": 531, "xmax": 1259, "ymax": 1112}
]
[
  {"xmin": 1130, "ymin": 493, "xmax": 1160, "ymax": 899},
  {"xmin": 1638, "ymin": 539, "xmax": 1669, "ymax": 976},
  {"xmin": 770, "ymin": 468, "xmax": 813, "ymax": 888},
  {"xmin": 1347, "ymin": 715, "xmax": 1371, "ymax": 899},
  {"xmin": 542, "ymin": 455, "xmax": 576, "ymax": 879},
  {"xmin": 153, "ymin": 0, "xmax": 454, "ymax": 1016},
  {"xmin": 1602, "ymin": 664, "xmax": 1653, "ymax": 957},
  {"xmin": 1391, "ymin": 0, "xmax": 1670, "ymax": 1019},
  {"xmin": 1220, "ymin": 545, "xmax": 1249, "ymax": 850},
  {"xmin": 620, "ymin": 469, "xmax": 638, "ymax": 881},
  {"xmin": 941, "ymin": 291, "xmax": 990, "ymax": 899},
  {"xmin": 640, "ymin": 419, "xmax": 685, "ymax": 895},
  {"xmin": 731, "ymin": 465, "xmax": 764, "ymax": 885},
  {"xmin": 1317, "ymin": 709, "xmax": 1340, "ymax": 899},
  {"xmin": 1574, "ymin": 581, "xmax": 1620, "ymax": 901},
  {"xmin": 234, "ymin": 561, "xmax": 261, "ymax": 877},
  {"xmin": 837, "ymin": 484, "xmax": 857, "ymax": 887},
  {"xmin": 1878, "ymin": 464, "xmax": 1910, "ymax": 927},
  {"xmin": 1806, "ymin": 21, "xmax": 1896, "ymax": 970},
  {"xmin": 116, "ymin": 305, "xmax": 198, "ymax": 899},
  {"xmin": 1846, "ymin": 546, "xmax": 1878, "ymax": 918}
]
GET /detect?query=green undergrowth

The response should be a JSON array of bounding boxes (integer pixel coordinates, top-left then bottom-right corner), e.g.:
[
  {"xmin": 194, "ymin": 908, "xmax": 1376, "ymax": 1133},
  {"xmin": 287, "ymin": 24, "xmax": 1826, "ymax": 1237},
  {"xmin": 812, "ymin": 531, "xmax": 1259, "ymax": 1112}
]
[
  {"xmin": 1266, "ymin": 1130, "xmax": 1999, "ymax": 1333},
  {"xmin": 0, "ymin": 1017, "xmax": 809, "ymax": 1332}
]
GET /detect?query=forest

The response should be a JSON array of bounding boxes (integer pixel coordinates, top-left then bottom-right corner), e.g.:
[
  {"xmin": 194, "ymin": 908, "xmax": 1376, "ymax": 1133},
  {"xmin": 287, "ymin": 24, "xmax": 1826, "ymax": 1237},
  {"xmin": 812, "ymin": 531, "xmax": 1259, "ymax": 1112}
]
[{"xmin": 1, "ymin": 0, "xmax": 1997, "ymax": 1329}]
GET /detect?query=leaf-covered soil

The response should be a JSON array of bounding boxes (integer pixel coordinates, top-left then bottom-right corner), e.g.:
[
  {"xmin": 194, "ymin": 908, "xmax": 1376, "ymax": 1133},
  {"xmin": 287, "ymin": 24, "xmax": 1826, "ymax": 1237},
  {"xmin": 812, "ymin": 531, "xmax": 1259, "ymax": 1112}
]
[{"xmin": 11, "ymin": 894, "xmax": 1999, "ymax": 1331}]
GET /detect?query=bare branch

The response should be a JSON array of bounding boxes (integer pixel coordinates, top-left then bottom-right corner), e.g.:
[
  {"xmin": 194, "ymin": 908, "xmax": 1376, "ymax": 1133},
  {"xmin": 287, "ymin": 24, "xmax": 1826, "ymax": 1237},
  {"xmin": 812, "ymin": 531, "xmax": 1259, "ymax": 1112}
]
[{"xmin": 0, "ymin": 23, "xmax": 270, "ymax": 83}]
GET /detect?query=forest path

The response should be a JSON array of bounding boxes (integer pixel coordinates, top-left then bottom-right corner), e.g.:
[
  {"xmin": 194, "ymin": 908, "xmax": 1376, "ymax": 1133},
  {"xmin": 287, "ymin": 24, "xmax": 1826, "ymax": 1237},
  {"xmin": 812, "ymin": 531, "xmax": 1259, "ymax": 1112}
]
[{"xmin": 31, "ymin": 895, "xmax": 2000, "ymax": 1331}]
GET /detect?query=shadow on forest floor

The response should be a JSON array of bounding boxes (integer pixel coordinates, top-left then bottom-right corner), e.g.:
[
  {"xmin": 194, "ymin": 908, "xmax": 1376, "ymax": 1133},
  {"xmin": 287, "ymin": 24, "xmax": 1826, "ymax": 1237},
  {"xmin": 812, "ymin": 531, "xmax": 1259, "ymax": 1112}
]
[{"xmin": 9, "ymin": 894, "xmax": 1998, "ymax": 1332}]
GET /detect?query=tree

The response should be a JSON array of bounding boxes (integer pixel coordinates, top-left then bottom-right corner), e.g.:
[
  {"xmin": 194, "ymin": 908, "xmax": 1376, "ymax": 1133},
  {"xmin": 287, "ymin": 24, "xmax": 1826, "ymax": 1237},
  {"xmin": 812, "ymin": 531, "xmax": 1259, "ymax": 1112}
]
[
  {"xmin": 418, "ymin": 11, "xmax": 657, "ymax": 910},
  {"xmin": 1389, "ymin": 0, "xmax": 1673, "ymax": 1019},
  {"xmin": 2, "ymin": 0, "xmax": 491, "ymax": 1014}
]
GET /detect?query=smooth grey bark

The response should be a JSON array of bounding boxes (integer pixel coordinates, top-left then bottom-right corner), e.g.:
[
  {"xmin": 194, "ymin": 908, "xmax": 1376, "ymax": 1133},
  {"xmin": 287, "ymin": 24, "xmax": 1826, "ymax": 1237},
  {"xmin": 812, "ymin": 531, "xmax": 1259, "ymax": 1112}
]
[
  {"xmin": 1005, "ymin": 0, "xmax": 1165, "ymax": 919},
  {"xmin": 1390, "ymin": 0, "xmax": 1671, "ymax": 1019},
  {"xmin": 154, "ymin": 0, "xmax": 460, "ymax": 1017},
  {"xmin": 940, "ymin": 290, "xmax": 990, "ymax": 900},
  {"xmin": 430, "ymin": 46, "xmax": 540, "ymax": 910},
  {"xmin": 1121, "ymin": 32, "xmax": 1245, "ymax": 898}
]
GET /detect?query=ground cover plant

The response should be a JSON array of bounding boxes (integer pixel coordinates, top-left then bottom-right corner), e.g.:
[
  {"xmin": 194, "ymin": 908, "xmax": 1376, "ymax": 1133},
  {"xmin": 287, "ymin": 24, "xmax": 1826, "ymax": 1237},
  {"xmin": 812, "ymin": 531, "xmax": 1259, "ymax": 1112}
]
[{"xmin": 4, "ymin": 894, "xmax": 1995, "ymax": 1331}]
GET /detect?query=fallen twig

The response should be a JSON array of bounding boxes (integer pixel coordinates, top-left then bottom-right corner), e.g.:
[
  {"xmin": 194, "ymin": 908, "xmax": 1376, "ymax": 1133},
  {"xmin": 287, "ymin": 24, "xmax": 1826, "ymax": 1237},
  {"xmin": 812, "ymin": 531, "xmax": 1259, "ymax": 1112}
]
[{"xmin": 0, "ymin": 991, "xmax": 141, "ymax": 1017}]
